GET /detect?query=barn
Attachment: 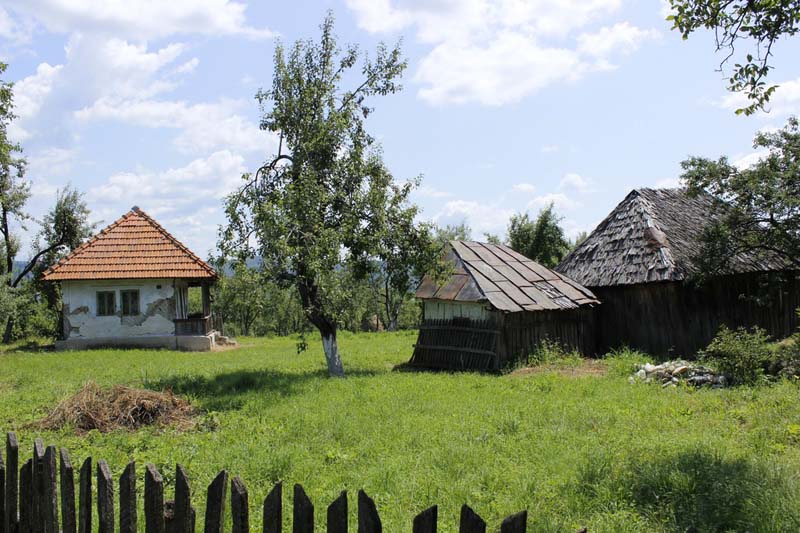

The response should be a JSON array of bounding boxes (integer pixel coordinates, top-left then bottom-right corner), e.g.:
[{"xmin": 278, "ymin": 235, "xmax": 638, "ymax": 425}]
[
  {"xmin": 556, "ymin": 188, "xmax": 800, "ymax": 357},
  {"xmin": 409, "ymin": 241, "xmax": 599, "ymax": 371}
]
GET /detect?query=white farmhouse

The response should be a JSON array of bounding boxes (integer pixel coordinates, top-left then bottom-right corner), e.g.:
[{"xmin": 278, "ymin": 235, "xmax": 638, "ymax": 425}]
[{"xmin": 41, "ymin": 206, "xmax": 221, "ymax": 351}]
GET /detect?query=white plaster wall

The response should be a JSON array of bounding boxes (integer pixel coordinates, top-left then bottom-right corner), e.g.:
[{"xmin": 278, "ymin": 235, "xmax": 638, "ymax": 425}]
[
  {"xmin": 62, "ymin": 279, "xmax": 178, "ymax": 339},
  {"xmin": 423, "ymin": 301, "xmax": 490, "ymax": 321}
]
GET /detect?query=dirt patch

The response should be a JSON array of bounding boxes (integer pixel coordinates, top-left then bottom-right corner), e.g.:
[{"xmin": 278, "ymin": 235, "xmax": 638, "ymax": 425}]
[
  {"xmin": 36, "ymin": 381, "xmax": 199, "ymax": 433},
  {"xmin": 510, "ymin": 359, "xmax": 608, "ymax": 378}
]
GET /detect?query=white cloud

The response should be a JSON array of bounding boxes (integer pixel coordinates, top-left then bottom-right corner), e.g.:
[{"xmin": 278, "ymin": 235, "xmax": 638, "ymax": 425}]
[
  {"xmin": 733, "ymin": 150, "xmax": 770, "ymax": 170},
  {"xmin": 434, "ymin": 199, "xmax": 515, "ymax": 236},
  {"xmin": 528, "ymin": 192, "xmax": 581, "ymax": 210},
  {"xmin": 654, "ymin": 177, "xmax": 681, "ymax": 189},
  {"xmin": 8, "ymin": 62, "xmax": 62, "ymax": 141},
  {"xmin": 718, "ymin": 77, "xmax": 800, "ymax": 115},
  {"xmin": 27, "ymin": 147, "xmax": 77, "ymax": 178},
  {"xmin": 413, "ymin": 185, "xmax": 453, "ymax": 198},
  {"xmin": 541, "ymin": 144, "xmax": 559, "ymax": 153},
  {"xmin": 4, "ymin": 0, "xmax": 273, "ymax": 40},
  {"xmin": 348, "ymin": 0, "xmax": 655, "ymax": 106},
  {"xmin": 0, "ymin": 5, "xmax": 32, "ymax": 45},
  {"xmin": 76, "ymin": 97, "xmax": 276, "ymax": 155},
  {"xmin": 577, "ymin": 22, "xmax": 660, "ymax": 58},
  {"xmin": 559, "ymin": 172, "xmax": 594, "ymax": 193},
  {"xmin": 512, "ymin": 183, "xmax": 537, "ymax": 193}
]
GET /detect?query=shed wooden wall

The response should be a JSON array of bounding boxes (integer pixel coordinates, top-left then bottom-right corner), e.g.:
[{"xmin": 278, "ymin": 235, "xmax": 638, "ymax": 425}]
[
  {"xmin": 592, "ymin": 271, "xmax": 800, "ymax": 358},
  {"xmin": 498, "ymin": 307, "xmax": 597, "ymax": 365}
]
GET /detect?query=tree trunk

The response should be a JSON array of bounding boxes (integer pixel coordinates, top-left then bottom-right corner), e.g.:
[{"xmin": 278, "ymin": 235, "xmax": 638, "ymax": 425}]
[
  {"xmin": 321, "ymin": 330, "xmax": 344, "ymax": 378},
  {"xmin": 3, "ymin": 315, "xmax": 13, "ymax": 344}
]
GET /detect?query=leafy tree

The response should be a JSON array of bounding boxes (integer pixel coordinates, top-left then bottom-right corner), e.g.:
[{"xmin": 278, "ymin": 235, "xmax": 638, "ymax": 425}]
[
  {"xmin": 682, "ymin": 115, "xmax": 800, "ymax": 276},
  {"xmin": 507, "ymin": 202, "xmax": 570, "ymax": 267},
  {"xmin": 433, "ymin": 222, "xmax": 471, "ymax": 248},
  {"xmin": 666, "ymin": 0, "xmax": 800, "ymax": 115},
  {"xmin": 483, "ymin": 232, "xmax": 503, "ymax": 245},
  {"xmin": 221, "ymin": 14, "xmax": 422, "ymax": 377},
  {"xmin": 213, "ymin": 264, "xmax": 264, "ymax": 336},
  {"xmin": 571, "ymin": 230, "xmax": 589, "ymax": 248}
]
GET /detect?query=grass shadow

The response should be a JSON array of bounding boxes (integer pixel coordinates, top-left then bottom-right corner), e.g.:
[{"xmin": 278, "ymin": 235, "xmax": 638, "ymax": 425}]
[
  {"xmin": 578, "ymin": 447, "xmax": 800, "ymax": 531},
  {"xmin": 3, "ymin": 340, "xmax": 55, "ymax": 353},
  {"xmin": 150, "ymin": 368, "xmax": 380, "ymax": 411}
]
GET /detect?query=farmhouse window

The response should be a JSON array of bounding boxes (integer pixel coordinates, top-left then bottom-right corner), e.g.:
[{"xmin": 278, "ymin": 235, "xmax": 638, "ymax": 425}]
[
  {"xmin": 96, "ymin": 291, "xmax": 115, "ymax": 316},
  {"xmin": 121, "ymin": 289, "xmax": 140, "ymax": 316}
]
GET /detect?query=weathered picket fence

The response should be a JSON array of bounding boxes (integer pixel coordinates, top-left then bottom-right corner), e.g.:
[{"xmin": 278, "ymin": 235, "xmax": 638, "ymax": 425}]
[{"xmin": 0, "ymin": 432, "xmax": 556, "ymax": 532}]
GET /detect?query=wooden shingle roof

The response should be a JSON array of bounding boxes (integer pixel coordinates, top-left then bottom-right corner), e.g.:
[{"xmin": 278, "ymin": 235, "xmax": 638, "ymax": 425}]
[
  {"xmin": 416, "ymin": 241, "xmax": 599, "ymax": 312},
  {"xmin": 555, "ymin": 188, "xmax": 784, "ymax": 287},
  {"xmin": 41, "ymin": 207, "xmax": 216, "ymax": 281}
]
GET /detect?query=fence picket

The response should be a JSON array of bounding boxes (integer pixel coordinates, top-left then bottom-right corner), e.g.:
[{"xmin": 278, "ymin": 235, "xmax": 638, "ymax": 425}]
[
  {"xmin": 174, "ymin": 464, "xmax": 193, "ymax": 533},
  {"xmin": 204, "ymin": 470, "xmax": 228, "ymax": 533},
  {"xmin": 263, "ymin": 482, "xmax": 282, "ymax": 533},
  {"xmin": 0, "ymin": 445, "xmax": 5, "ymax": 533},
  {"xmin": 292, "ymin": 484, "xmax": 313, "ymax": 533},
  {"xmin": 357, "ymin": 490, "xmax": 381, "ymax": 533},
  {"xmin": 145, "ymin": 464, "xmax": 165, "ymax": 533},
  {"xmin": 60, "ymin": 448, "xmax": 77, "ymax": 533},
  {"xmin": 97, "ymin": 460, "xmax": 114, "ymax": 533},
  {"xmin": 43, "ymin": 445, "xmax": 59, "ymax": 533},
  {"xmin": 412, "ymin": 506, "xmax": 437, "ymax": 533},
  {"xmin": 120, "ymin": 461, "xmax": 137, "ymax": 533},
  {"xmin": 33, "ymin": 438, "xmax": 45, "ymax": 532},
  {"xmin": 4, "ymin": 433, "xmax": 17, "ymax": 533},
  {"xmin": 78, "ymin": 458, "xmax": 92, "ymax": 533},
  {"xmin": 18, "ymin": 460, "xmax": 31, "ymax": 533},
  {"xmin": 326, "ymin": 491, "xmax": 347, "ymax": 533},
  {"xmin": 459, "ymin": 504, "xmax": 486, "ymax": 533},
  {"xmin": 230, "ymin": 476, "xmax": 248, "ymax": 533},
  {"xmin": 500, "ymin": 511, "xmax": 527, "ymax": 533}
]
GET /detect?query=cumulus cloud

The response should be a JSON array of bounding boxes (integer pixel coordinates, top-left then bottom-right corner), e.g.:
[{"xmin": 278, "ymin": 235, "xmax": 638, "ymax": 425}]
[
  {"xmin": 559, "ymin": 172, "xmax": 594, "ymax": 193},
  {"xmin": 434, "ymin": 199, "xmax": 515, "ymax": 236},
  {"xmin": 4, "ymin": 0, "xmax": 273, "ymax": 40},
  {"xmin": 8, "ymin": 63, "xmax": 62, "ymax": 141},
  {"xmin": 76, "ymin": 97, "xmax": 276, "ymax": 155},
  {"xmin": 718, "ymin": 77, "xmax": 800, "ymax": 115},
  {"xmin": 733, "ymin": 150, "xmax": 770, "ymax": 170},
  {"xmin": 413, "ymin": 185, "xmax": 453, "ymax": 199},
  {"xmin": 528, "ymin": 192, "xmax": 581, "ymax": 210},
  {"xmin": 347, "ymin": 0, "xmax": 656, "ymax": 105},
  {"xmin": 512, "ymin": 183, "xmax": 537, "ymax": 193}
]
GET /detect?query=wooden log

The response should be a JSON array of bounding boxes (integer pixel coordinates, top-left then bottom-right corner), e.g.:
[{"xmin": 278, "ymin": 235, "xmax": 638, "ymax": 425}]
[
  {"xmin": 78, "ymin": 458, "xmax": 92, "ymax": 533},
  {"xmin": 292, "ymin": 484, "xmax": 313, "ymax": 533},
  {"xmin": 459, "ymin": 505, "xmax": 486, "ymax": 533},
  {"xmin": 32, "ymin": 438, "xmax": 45, "ymax": 532},
  {"xmin": 262, "ymin": 482, "xmax": 282, "ymax": 533},
  {"xmin": 174, "ymin": 465, "xmax": 193, "ymax": 533},
  {"xmin": 412, "ymin": 506, "xmax": 437, "ymax": 533},
  {"xmin": 0, "ymin": 445, "xmax": 5, "ymax": 533},
  {"xmin": 357, "ymin": 490, "xmax": 381, "ymax": 533},
  {"xmin": 43, "ymin": 446, "xmax": 59, "ymax": 533},
  {"xmin": 60, "ymin": 448, "xmax": 77, "ymax": 533},
  {"xmin": 97, "ymin": 460, "xmax": 114, "ymax": 533},
  {"xmin": 120, "ymin": 461, "xmax": 137, "ymax": 533},
  {"xmin": 230, "ymin": 476, "xmax": 248, "ymax": 533},
  {"xmin": 204, "ymin": 470, "xmax": 228, "ymax": 533},
  {"xmin": 144, "ymin": 464, "xmax": 165, "ymax": 533},
  {"xmin": 500, "ymin": 511, "xmax": 527, "ymax": 533},
  {"xmin": 4, "ymin": 433, "xmax": 17, "ymax": 533},
  {"xmin": 18, "ymin": 460, "xmax": 31, "ymax": 533},
  {"xmin": 326, "ymin": 491, "xmax": 347, "ymax": 533}
]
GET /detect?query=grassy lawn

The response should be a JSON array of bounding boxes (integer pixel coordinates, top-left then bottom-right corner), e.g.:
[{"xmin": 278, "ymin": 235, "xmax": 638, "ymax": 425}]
[{"xmin": 2, "ymin": 331, "xmax": 800, "ymax": 532}]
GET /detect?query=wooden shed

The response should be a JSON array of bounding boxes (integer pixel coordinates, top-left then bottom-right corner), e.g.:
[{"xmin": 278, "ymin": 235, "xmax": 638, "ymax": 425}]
[
  {"xmin": 556, "ymin": 188, "xmax": 800, "ymax": 357},
  {"xmin": 409, "ymin": 241, "xmax": 600, "ymax": 371}
]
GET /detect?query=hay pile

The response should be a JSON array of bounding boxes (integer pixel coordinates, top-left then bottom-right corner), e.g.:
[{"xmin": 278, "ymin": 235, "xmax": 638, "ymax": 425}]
[{"xmin": 38, "ymin": 381, "xmax": 198, "ymax": 433}]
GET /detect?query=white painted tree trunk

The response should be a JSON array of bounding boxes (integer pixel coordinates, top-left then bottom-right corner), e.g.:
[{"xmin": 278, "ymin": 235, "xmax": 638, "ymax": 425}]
[{"xmin": 322, "ymin": 333, "xmax": 345, "ymax": 377}]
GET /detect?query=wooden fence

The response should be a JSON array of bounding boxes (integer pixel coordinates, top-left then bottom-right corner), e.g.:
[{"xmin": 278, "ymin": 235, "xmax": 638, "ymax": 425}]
[{"xmin": 0, "ymin": 432, "xmax": 564, "ymax": 533}]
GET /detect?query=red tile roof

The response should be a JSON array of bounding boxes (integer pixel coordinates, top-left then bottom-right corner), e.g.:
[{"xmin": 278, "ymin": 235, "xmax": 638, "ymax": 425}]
[{"xmin": 41, "ymin": 207, "xmax": 216, "ymax": 281}]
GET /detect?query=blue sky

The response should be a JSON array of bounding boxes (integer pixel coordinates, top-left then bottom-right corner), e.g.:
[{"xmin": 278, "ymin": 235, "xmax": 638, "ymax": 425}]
[{"xmin": 1, "ymin": 0, "xmax": 799, "ymax": 258}]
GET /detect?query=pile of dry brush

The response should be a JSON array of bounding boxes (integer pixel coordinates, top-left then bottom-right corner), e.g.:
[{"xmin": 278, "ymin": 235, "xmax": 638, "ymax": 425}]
[{"xmin": 37, "ymin": 381, "xmax": 198, "ymax": 433}]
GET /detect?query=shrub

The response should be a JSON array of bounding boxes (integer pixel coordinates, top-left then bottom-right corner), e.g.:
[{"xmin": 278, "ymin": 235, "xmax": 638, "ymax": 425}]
[
  {"xmin": 700, "ymin": 326, "xmax": 771, "ymax": 385},
  {"xmin": 527, "ymin": 339, "xmax": 578, "ymax": 366}
]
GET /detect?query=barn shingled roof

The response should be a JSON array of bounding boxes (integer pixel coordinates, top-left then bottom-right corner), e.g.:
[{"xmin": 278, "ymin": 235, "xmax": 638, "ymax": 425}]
[
  {"xmin": 41, "ymin": 207, "xmax": 216, "ymax": 281},
  {"xmin": 555, "ymin": 187, "xmax": 785, "ymax": 288},
  {"xmin": 415, "ymin": 241, "xmax": 599, "ymax": 312}
]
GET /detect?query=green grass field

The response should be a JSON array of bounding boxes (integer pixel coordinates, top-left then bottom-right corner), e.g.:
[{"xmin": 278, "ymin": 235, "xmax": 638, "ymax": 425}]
[{"xmin": 2, "ymin": 331, "xmax": 800, "ymax": 532}]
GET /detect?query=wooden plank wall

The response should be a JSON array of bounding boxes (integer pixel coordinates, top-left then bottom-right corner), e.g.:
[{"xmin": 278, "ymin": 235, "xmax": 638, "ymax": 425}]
[
  {"xmin": 593, "ymin": 271, "xmax": 800, "ymax": 358},
  {"xmin": 499, "ymin": 308, "xmax": 598, "ymax": 365},
  {"xmin": 0, "ymin": 432, "xmax": 548, "ymax": 533}
]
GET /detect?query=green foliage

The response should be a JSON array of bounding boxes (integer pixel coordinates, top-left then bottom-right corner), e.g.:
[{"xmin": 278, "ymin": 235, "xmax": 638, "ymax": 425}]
[
  {"xmin": 682, "ymin": 116, "xmax": 800, "ymax": 277},
  {"xmin": 525, "ymin": 339, "xmax": 579, "ymax": 366},
  {"xmin": 220, "ymin": 13, "xmax": 426, "ymax": 375},
  {"xmin": 700, "ymin": 326, "xmax": 772, "ymax": 385},
  {"xmin": 507, "ymin": 202, "xmax": 570, "ymax": 267},
  {"xmin": 432, "ymin": 222, "xmax": 471, "ymax": 249},
  {"xmin": 2, "ymin": 333, "xmax": 800, "ymax": 531},
  {"xmin": 666, "ymin": 0, "xmax": 800, "ymax": 115}
]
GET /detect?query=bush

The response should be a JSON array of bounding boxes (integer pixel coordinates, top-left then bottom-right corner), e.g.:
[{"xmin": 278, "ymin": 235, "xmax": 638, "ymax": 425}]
[{"xmin": 700, "ymin": 326, "xmax": 771, "ymax": 385}]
